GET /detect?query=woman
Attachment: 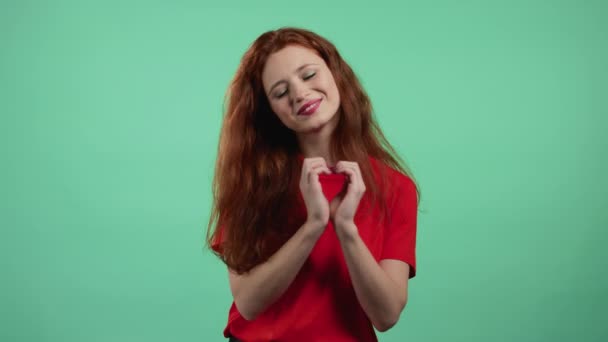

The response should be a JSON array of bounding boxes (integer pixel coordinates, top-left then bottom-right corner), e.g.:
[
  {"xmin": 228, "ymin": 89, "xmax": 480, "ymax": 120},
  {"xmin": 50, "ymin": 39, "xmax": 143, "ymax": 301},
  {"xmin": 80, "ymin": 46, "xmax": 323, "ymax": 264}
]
[{"xmin": 207, "ymin": 27, "xmax": 421, "ymax": 342}]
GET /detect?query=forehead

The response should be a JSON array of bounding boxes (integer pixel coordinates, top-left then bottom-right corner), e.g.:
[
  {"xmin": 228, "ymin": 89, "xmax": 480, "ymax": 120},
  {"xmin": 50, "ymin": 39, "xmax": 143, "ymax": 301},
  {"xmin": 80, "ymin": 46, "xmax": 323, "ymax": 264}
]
[{"xmin": 262, "ymin": 45, "xmax": 324, "ymax": 86}]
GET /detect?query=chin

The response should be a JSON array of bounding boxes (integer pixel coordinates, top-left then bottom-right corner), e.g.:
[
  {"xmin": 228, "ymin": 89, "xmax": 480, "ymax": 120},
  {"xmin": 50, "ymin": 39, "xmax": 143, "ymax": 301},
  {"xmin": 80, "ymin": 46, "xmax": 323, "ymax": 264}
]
[{"xmin": 304, "ymin": 119, "xmax": 331, "ymax": 134}]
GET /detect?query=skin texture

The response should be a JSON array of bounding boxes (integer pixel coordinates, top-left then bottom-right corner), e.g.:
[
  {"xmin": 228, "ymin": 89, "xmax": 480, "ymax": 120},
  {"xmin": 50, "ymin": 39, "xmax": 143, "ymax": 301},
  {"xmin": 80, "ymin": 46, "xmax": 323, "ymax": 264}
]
[{"xmin": 262, "ymin": 45, "xmax": 341, "ymax": 165}]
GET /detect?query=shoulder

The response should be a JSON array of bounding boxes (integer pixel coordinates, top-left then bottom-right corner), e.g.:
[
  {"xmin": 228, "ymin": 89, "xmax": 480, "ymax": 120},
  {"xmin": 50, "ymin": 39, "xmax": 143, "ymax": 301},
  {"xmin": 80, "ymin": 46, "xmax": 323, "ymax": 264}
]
[
  {"xmin": 368, "ymin": 156, "xmax": 417, "ymax": 205},
  {"xmin": 368, "ymin": 156, "xmax": 415, "ymax": 188}
]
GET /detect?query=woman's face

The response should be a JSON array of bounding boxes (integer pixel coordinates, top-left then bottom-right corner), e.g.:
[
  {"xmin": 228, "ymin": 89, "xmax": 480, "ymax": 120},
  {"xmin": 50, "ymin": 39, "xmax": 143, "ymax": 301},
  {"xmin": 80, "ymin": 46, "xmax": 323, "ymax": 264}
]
[{"xmin": 262, "ymin": 45, "xmax": 341, "ymax": 134}]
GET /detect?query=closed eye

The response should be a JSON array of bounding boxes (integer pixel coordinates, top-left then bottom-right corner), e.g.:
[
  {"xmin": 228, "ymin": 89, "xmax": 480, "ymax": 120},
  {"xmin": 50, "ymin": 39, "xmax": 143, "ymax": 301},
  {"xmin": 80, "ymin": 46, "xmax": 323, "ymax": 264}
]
[
  {"xmin": 274, "ymin": 72, "xmax": 317, "ymax": 98},
  {"xmin": 303, "ymin": 72, "xmax": 316, "ymax": 80}
]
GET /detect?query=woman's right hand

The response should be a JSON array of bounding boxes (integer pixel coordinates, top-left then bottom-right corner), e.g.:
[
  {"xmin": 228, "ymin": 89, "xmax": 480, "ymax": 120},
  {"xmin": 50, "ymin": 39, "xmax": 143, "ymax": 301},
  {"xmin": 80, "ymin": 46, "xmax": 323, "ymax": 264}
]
[{"xmin": 299, "ymin": 157, "xmax": 332, "ymax": 233}]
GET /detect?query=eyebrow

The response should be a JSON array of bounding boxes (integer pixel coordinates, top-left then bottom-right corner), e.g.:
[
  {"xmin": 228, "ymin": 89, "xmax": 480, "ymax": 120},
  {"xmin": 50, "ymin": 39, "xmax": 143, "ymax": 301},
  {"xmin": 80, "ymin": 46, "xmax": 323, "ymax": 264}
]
[{"xmin": 268, "ymin": 63, "xmax": 318, "ymax": 94}]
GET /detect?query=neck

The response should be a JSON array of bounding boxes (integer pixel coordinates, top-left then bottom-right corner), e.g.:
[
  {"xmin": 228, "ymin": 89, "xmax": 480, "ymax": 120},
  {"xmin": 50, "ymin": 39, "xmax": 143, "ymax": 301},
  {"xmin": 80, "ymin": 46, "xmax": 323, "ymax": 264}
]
[{"xmin": 296, "ymin": 118, "xmax": 338, "ymax": 166}]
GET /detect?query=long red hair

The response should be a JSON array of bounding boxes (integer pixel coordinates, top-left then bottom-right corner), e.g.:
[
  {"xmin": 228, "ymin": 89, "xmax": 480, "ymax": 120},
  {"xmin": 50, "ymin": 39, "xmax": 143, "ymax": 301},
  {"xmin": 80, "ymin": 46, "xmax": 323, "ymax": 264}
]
[{"xmin": 206, "ymin": 27, "xmax": 420, "ymax": 274}]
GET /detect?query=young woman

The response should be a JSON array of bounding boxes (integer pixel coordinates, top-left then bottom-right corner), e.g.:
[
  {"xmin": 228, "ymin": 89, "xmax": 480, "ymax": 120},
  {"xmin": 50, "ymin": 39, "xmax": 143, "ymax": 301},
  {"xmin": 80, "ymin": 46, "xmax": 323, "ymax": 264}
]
[{"xmin": 207, "ymin": 27, "xmax": 421, "ymax": 342}]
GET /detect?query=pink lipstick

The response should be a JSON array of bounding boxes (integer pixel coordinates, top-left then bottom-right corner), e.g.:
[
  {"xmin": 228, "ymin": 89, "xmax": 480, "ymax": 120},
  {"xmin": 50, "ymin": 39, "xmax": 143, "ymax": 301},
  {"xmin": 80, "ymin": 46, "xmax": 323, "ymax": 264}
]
[{"xmin": 297, "ymin": 99, "xmax": 322, "ymax": 116}]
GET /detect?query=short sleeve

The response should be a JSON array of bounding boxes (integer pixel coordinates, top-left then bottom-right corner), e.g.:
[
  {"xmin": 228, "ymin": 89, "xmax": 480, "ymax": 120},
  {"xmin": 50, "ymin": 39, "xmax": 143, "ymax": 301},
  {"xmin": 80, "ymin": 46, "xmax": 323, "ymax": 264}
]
[{"xmin": 380, "ymin": 174, "xmax": 418, "ymax": 278}]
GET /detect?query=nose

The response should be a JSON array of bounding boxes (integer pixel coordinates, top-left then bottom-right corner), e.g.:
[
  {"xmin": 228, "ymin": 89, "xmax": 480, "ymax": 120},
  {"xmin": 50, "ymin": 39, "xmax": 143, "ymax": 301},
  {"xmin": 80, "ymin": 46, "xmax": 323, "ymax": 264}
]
[{"xmin": 290, "ymin": 81, "xmax": 309, "ymax": 105}]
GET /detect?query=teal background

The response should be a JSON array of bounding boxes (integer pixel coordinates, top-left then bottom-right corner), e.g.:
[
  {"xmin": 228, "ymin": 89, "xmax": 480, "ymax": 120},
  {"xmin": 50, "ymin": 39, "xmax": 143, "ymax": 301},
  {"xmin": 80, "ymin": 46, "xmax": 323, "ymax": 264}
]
[{"xmin": 2, "ymin": 0, "xmax": 607, "ymax": 341}]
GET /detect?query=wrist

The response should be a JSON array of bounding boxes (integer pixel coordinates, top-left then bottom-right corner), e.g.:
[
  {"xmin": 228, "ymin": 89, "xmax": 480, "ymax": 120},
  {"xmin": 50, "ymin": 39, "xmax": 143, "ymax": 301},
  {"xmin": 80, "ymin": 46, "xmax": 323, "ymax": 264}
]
[
  {"xmin": 334, "ymin": 220, "xmax": 359, "ymax": 241},
  {"xmin": 303, "ymin": 220, "xmax": 326, "ymax": 238}
]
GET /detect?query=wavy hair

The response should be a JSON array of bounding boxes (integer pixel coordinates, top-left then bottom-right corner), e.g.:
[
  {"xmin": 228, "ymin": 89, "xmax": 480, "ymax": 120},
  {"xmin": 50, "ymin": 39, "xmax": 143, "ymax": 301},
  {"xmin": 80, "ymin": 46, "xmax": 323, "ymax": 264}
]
[{"xmin": 206, "ymin": 27, "xmax": 420, "ymax": 274}]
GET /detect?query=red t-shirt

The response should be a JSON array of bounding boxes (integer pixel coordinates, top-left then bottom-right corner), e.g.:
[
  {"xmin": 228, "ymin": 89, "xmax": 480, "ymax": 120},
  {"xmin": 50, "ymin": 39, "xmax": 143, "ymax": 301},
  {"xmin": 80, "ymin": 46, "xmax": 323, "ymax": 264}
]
[{"xmin": 211, "ymin": 156, "xmax": 418, "ymax": 341}]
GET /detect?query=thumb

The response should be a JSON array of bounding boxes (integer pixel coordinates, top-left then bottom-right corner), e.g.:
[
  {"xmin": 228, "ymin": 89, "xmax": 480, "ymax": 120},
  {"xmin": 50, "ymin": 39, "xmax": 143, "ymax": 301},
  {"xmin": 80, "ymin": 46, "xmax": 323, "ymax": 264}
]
[{"xmin": 329, "ymin": 194, "xmax": 342, "ymax": 217}]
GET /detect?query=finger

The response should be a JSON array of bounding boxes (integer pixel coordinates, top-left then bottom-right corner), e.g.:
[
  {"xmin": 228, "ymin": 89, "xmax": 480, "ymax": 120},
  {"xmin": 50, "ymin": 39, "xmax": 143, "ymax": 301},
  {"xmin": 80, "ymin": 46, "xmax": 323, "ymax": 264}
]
[
  {"xmin": 341, "ymin": 166, "xmax": 358, "ymax": 189},
  {"xmin": 350, "ymin": 161, "xmax": 363, "ymax": 179},
  {"xmin": 310, "ymin": 162, "xmax": 332, "ymax": 175},
  {"xmin": 336, "ymin": 162, "xmax": 357, "ymax": 178},
  {"xmin": 336, "ymin": 164, "xmax": 362, "ymax": 194},
  {"xmin": 301, "ymin": 157, "xmax": 327, "ymax": 183},
  {"xmin": 308, "ymin": 166, "xmax": 332, "ymax": 186},
  {"xmin": 351, "ymin": 162, "xmax": 365, "ymax": 191},
  {"xmin": 309, "ymin": 166, "xmax": 331, "ymax": 183},
  {"xmin": 338, "ymin": 162, "xmax": 365, "ymax": 186},
  {"xmin": 303, "ymin": 158, "xmax": 329, "ymax": 175}
]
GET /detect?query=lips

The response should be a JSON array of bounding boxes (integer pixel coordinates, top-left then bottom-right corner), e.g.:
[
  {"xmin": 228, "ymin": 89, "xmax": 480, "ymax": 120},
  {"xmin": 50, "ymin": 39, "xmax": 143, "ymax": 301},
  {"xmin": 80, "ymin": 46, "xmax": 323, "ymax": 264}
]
[{"xmin": 297, "ymin": 99, "xmax": 322, "ymax": 115}]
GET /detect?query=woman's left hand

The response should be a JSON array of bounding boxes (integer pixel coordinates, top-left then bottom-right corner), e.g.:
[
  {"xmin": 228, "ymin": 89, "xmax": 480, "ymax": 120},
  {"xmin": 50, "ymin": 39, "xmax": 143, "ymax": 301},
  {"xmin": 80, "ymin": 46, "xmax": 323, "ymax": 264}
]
[{"xmin": 329, "ymin": 161, "xmax": 366, "ymax": 234}]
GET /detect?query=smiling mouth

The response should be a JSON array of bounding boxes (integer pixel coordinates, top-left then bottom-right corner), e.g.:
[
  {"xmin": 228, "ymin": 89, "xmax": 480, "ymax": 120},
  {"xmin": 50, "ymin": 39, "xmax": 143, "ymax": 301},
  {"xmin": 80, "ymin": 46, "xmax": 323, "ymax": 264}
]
[{"xmin": 297, "ymin": 99, "xmax": 322, "ymax": 116}]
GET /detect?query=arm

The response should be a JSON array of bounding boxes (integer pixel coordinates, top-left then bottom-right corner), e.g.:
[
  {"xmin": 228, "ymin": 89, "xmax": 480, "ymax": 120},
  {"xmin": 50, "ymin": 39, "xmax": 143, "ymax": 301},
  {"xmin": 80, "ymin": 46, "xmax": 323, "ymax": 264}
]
[
  {"xmin": 228, "ymin": 222, "xmax": 323, "ymax": 321},
  {"xmin": 336, "ymin": 223, "xmax": 410, "ymax": 332}
]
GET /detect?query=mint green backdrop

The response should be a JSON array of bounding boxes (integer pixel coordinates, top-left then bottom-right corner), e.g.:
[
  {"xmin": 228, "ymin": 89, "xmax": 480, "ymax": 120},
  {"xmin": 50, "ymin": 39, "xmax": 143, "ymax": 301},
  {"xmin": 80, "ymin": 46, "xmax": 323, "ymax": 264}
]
[{"xmin": 2, "ymin": 1, "xmax": 606, "ymax": 341}]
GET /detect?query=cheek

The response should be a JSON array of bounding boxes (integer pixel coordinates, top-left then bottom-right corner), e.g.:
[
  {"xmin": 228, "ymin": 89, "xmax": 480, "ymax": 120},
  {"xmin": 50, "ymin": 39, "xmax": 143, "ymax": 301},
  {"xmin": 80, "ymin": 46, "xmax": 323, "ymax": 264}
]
[
  {"xmin": 320, "ymin": 76, "xmax": 339, "ymax": 98},
  {"xmin": 319, "ymin": 78, "xmax": 339, "ymax": 103},
  {"xmin": 271, "ymin": 101, "xmax": 291, "ymax": 120}
]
